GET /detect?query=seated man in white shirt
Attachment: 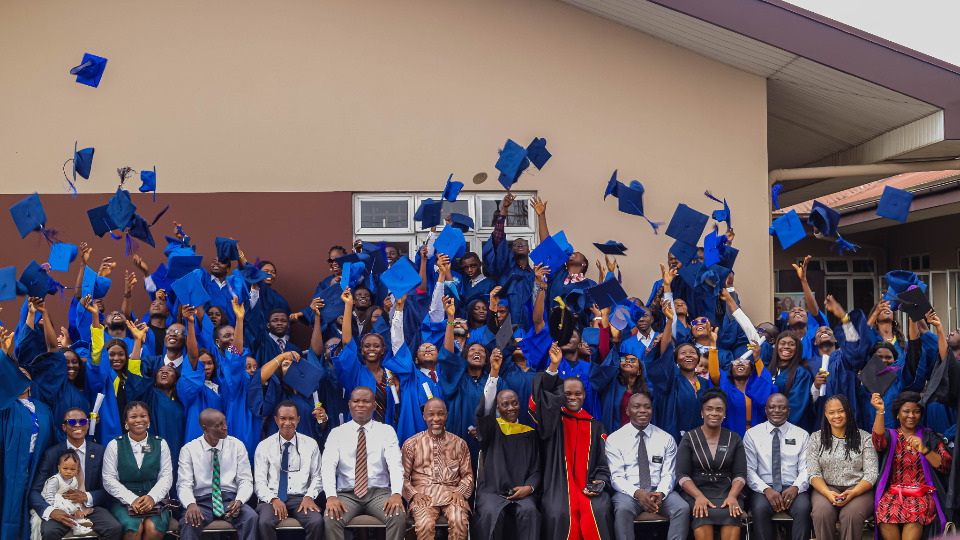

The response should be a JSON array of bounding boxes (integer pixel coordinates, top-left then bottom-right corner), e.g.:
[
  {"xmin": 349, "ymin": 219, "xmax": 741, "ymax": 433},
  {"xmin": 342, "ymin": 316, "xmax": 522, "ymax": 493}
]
[
  {"xmin": 742, "ymin": 394, "xmax": 811, "ymax": 540},
  {"xmin": 322, "ymin": 386, "xmax": 406, "ymax": 540},
  {"xmin": 254, "ymin": 400, "xmax": 324, "ymax": 540},
  {"xmin": 177, "ymin": 409, "xmax": 258, "ymax": 540},
  {"xmin": 606, "ymin": 392, "xmax": 689, "ymax": 540}
]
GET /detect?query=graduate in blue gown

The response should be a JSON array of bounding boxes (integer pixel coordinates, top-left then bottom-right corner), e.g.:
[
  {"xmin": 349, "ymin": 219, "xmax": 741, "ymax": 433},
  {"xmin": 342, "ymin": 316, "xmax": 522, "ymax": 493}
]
[
  {"xmin": 456, "ymin": 252, "xmax": 496, "ymax": 319},
  {"xmin": 707, "ymin": 343, "xmax": 777, "ymax": 437},
  {"xmin": 437, "ymin": 341, "xmax": 501, "ymax": 467},
  {"xmin": 0, "ymin": 345, "xmax": 56, "ymax": 540},
  {"xmin": 481, "ymin": 196, "xmax": 534, "ymax": 332},
  {"xmin": 866, "ymin": 299, "xmax": 907, "ymax": 358},
  {"xmin": 176, "ymin": 307, "xmax": 226, "ymax": 443},
  {"xmin": 249, "ymin": 348, "xmax": 328, "ymax": 445},
  {"xmin": 810, "ymin": 300, "xmax": 872, "ymax": 419},
  {"xmin": 301, "ymin": 297, "xmax": 350, "ymax": 431},
  {"xmin": 200, "ymin": 257, "xmax": 241, "ymax": 326},
  {"xmin": 313, "ymin": 245, "xmax": 348, "ymax": 297},
  {"xmin": 250, "ymin": 309, "xmax": 300, "ymax": 367},
  {"xmin": 766, "ymin": 330, "xmax": 815, "ymax": 430},
  {"xmin": 647, "ymin": 339, "xmax": 706, "ymax": 443}
]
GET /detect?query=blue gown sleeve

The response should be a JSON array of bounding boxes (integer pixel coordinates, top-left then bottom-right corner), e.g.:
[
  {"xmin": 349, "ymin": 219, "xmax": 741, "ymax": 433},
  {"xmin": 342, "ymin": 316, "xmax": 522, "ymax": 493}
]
[
  {"xmin": 589, "ymin": 349, "xmax": 622, "ymax": 396},
  {"xmin": 437, "ymin": 348, "xmax": 466, "ymax": 399},
  {"xmin": 14, "ymin": 326, "xmax": 45, "ymax": 366},
  {"xmin": 481, "ymin": 229, "xmax": 510, "ymax": 282},
  {"xmin": 779, "ymin": 367, "xmax": 812, "ymax": 427},
  {"xmin": 331, "ymin": 340, "xmax": 361, "ymax": 394}
]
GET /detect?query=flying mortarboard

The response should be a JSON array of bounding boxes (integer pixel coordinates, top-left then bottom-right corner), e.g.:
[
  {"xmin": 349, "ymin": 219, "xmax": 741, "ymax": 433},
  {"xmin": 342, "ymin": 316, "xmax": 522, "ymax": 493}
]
[
  {"xmin": 858, "ymin": 354, "xmax": 899, "ymax": 395},
  {"xmin": 63, "ymin": 142, "xmax": 95, "ymax": 196},
  {"xmin": 610, "ymin": 304, "xmax": 636, "ymax": 332},
  {"xmin": 876, "ymin": 186, "xmax": 913, "ymax": 223},
  {"xmin": 529, "ymin": 235, "xmax": 567, "ymax": 277},
  {"xmin": 669, "ymin": 240, "xmax": 699, "ymax": 266},
  {"xmin": 807, "ymin": 200, "xmax": 840, "ymax": 237},
  {"xmin": 10, "ymin": 193, "xmax": 56, "ymax": 241},
  {"xmin": 441, "ymin": 174, "xmax": 463, "ymax": 203},
  {"xmin": 586, "ymin": 279, "xmax": 628, "ymax": 311},
  {"xmin": 140, "ymin": 166, "xmax": 157, "ymax": 202},
  {"xmin": 171, "ymin": 269, "xmax": 211, "ymax": 308},
  {"xmin": 87, "ymin": 205, "xmax": 118, "ymax": 238},
  {"xmin": 703, "ymin": 228, "xmax": 731, "ymax": 268},
  {"xmin": 215, "ymin": 238, "xmax": 240, "ymax": 264},
  {"xmin": 677, "ymin": 261, "xmax": 705, "ymax": 288},
  {"xmin": 665, "ymin": 204, "xmax": 708, "ymax": 246},
  {"xmin": 495, "ymin": 139, "xmax": 530, "ymax": 189},
  {"xmin": 434, "ymin": 225, "xmax": 466, "ymax": 258},
  {"xmin": 106, "ymin": 188, "xmax": 136, "ymax": 231},
  {"xmin": 618, "ymin": 180, "xmax": 662, "ymax": 233},
  {"xmin": 81, "ymin": 266, "xmax": 112, "ymax": 299},
  {"xmin": 126, "ymin": 214, "xmax": 156, "ymax": 248},
  {"xmin": 768, "ymin": 210, "xmax": 805, "ymax": 249},
  {"xmin": 166, "ymin": 253, "xmax": 203, "ymax": 280},
  {"xmin": 604, "ymin": 170, "xmax": 624, "ymax": 200},
  {"xmin": 883, "ymin": 270, "xmax": 927, "ymax": 305},
  {"xmin": 548, "ymin": 306, "xmax": 575, "ymax": 346},
  {"xmin": 696, "ymin": 265, "xmax": 733, "ymax": 297},
  {"xmin": 48, "ymin": 243, "xmax": 78, "ymax": 272},
  {"xmin": 594, "ymin": 241, "xmax": 627, "ymax": 256},
  {"xmin": 285, "ymin": 356, "xmax": 324, "ymax": 397},
  {"xmin": 379, "ymin": 256, "xmax": 421, "ymax": 299},
  {"xmin": 526, "ymin": 137, "xmax": 551, "ymax": 170},
  {"xmin": 704, "ymin": 191, "xmax": 732, "ymax": 229},
  {"xmin": 0, "ymin": 267, "xmax": 17, "ymax": 302},
  {"xmin": 19, "ymin": 261, "xmax": 53, "ymax": 298},
  {"xmin": 70, "ymin": 53, "xmax": 107, "ymax": 87},
  {"xmin": 414, "ymin": 198, "xmax": 444, "ymax": 229},
  {"xmin": 448, "ymin": 213, "xmax": 473, "ymax": 232},
  {"xmin": 897, "ymin": 286, "xmax": 933, "ymax": 323},
  {"xmin": 581, "ymin": 327, "xmax": 600, "ymax": 346}
]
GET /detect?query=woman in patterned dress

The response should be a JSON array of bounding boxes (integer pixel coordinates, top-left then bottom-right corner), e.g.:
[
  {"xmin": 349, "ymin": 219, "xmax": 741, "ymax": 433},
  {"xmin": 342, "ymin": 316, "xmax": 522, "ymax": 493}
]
[{"xmin": 871, "ymin": 391, "xmax": 951, "ymax": 540}]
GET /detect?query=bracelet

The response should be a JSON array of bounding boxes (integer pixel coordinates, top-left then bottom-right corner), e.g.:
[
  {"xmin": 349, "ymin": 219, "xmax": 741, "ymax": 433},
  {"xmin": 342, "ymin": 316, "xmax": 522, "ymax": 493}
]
[
  {"xmin": 841, "ymin": 315, "xmax": 850, "ymax": 324},
  {"xmin": 275, "ymin": 358, "xmax": 282, "ymax": 368},
  {"xmin": 446, "ymin": 320, "xmax": 455, "ymax": 326},
  {"xmin": 923, "ymin": 448, "xmax": 933, "ymax": 457}
]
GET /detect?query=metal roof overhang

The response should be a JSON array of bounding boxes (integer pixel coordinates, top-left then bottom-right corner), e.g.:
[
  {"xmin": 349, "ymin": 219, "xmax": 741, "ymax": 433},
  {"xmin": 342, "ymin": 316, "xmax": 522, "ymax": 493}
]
[{"xmin": 556, "ymin": 0, "xmax": 960, "ymax": 206}]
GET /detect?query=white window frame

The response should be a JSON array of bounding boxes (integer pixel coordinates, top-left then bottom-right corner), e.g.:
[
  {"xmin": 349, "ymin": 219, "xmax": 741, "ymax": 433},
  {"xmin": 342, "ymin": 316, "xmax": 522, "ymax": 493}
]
[{"xmin": 354, "ymin": 194, "xmax": 415, "ymax": 235}]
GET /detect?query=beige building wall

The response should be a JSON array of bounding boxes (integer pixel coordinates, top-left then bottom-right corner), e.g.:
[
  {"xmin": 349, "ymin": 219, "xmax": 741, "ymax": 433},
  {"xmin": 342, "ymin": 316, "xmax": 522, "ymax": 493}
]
[{"xmin": 0, "ymin": 0, "xmax": 771, "ymax": 318}]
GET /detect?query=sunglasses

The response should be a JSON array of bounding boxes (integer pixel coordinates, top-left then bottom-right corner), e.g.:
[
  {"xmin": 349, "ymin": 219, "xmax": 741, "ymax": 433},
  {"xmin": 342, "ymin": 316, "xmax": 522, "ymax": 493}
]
[
  {"xmin": 65, "ymin": 418, "xmax": 89, "ymax": 427},
  {"xmin": 691, "ymin": 317, "xmax": 710, "ymax": 327},
  {"xmin": 166, "ymin": 329, "xmax": 185, "ymax": 336}
]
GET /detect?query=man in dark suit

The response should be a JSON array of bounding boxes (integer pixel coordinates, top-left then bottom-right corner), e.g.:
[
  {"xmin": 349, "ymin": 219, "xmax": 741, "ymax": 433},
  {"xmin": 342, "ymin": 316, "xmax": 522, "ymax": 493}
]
[{"xmin": 29, "ymin": 407, "xmax": 123, "ymax": 540}]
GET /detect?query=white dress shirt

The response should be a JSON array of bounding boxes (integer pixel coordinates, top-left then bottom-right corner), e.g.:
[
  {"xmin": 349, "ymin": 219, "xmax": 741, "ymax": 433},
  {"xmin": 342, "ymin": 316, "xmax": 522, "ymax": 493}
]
[
  {"xmin": 103, "ymin": 436, "xmax": 174, "ymax": 506},
  {"xmin": 606, "ymin": 422, "xmax": 677, "ymax": 496},
  {"xmin": 743, "ymin": 421, "xmax": 809, "ymax": 493},
  {"xmin": 254, "ymin": 432, "xmax": 323, "ymax": 502},
  {"xmin": 177, "ymin": 435, "xmax": 254, "ymax": 507},
  {"xmin": 321, "ymin": 420, "xmax": 403, "ymax": 497}
]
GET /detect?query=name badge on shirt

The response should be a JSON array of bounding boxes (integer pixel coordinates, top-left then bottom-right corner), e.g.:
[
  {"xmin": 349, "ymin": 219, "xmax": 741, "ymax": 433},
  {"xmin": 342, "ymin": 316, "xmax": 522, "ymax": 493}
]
[
  {"xmin": 142, "ymin": 444, "xmax": 153, "ymax": 454},
  {"xmin": 422, "ymin": 382, "xmax": 434, "ymax": 399},
  {"xmin": 652, "ymin": 455, "xmax": 663, "ymax": 464},
  {"xmin": 785, "ymin": 439, "xmax": 796, "ymax": 445},
  {"xmin": 717, "ymin": 445, "xmax": 728, "ymax": 453}
]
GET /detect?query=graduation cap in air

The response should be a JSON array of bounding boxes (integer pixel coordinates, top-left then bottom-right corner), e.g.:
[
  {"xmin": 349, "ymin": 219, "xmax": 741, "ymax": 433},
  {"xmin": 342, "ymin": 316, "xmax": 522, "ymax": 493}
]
[
  {"xmin": 171, "ymin": 269, "xmax": 211, "ymax": 308},
  {"xmin": 359, "ymin": 242, "xmax": 388, "ymax": 275},
  {"xmin": 604, "ymin": 170, "xmax": 623, "ymax": 200},
  {"xmin": 883, "ymin": 270, "xmax": 927, "ymax": 304},
  {"xmin": 495, "ymin": 312, "xmax": 517, "ymax": 352},
  {"xmin": 434, "ymin": 225, "xmax": 466, "ymax": 258},
  {"xmin": 414, "ymin": 198, "xmax": 443, "ymax": 229},
  {"xmin": 0, "ymin": 266, "xmax": 18, "ymax": 302},
  {"xmin": 526, "ymin": 137, "xmax": 551, "ymax": 170},
  {"xmin": 215, "ymin": 238, "xmax": 240, "ymax": 264},
  {"xmin": 140, "ymin": 167, "xmax": 157, "ymax": 202},
  {"xmin": 495, "ymin": 139, "xmax": 530, "ymax": 189},
  {"xmin": 379, "ymin": 256, "xmax": 421, "ymax": 299},
  {"xmin": 897, "ymin": 286, "xmax": 933, "ymax": 323},
  {"xmin": 876, "ymin": 186, "xmax": 913, "ymax": 223},
  {"xmin": 550, "ymin": 231, "xmax": 572, "ymax": 257},
  {"xmin": 618, "ymin": 181, "xmax": 663, "ymax": 233},
  {"xmin": 703, "ymin": 227, "xmax": 738, "ymax": 269},
  {"xmin": 441, "ymin": 174, "xmax": 463, "ymax": 202},
  {"xmin": 610, "ymin": 304, "xmax": 638, "ymax": 332},
  {"xmin": 697, "ymin": 265, "xmax": 733, "ymax": 297},
  {"xmin": 238, "ymin": 263, "xmax": 270, "ymax": 285},
  {"xmin": 48, "ymin": 243, "xmax": 78, "ymax": 273},
  {"xmin": 594, "ymin": 241, "xmax": 627, "ymax": 256},
  {"xmin": 448, "ymin": 213, "xmax": 473, "ymax": 232},
  {"xmin": 581, "ymin": 327, "xmax": 600, "ymax": 347},
  {"xmin": 10, "ymin": 193, "xmax": 58, "ymax": 242},
  {"xmin": 18, "ymin": 261, "xmax": 55, "ymax": 298},
  {"xmin": 769, "ymin": 210, "xmax": 805, "ymax": 249},
  {"xmin": 87, "ymin": 205, "xmax": 118, "ymax": 238},
  {"xmin": 339, "ymin": 261, "xmax": 365, "ymax": 290},
  {"xmin": 665, "ymin": 204, "xmax": 708, "ymax": 246},
  {"xmin": 586, "ymin": 279, "xmax": 628, "ymax": 311},
  {"xmin": 669, "ymin": 240, "xmax": 699, "ymax": 267},
  {"xmin": 106, "ymin": 188, "xmax": 136, "ymax": 231},
  {"xmin": 81, "ymin": 266, "xmax": 112, "ymax": 299},
  {"xmin": 70, "ymin": 53, "xmax": 107, "ymax": 87},
  {"xmin": 285, "ymin": 356, "xmax": 324, "ymax": 397},
  {"xmin": 548, "ymin": 306, "xmax": 576, "ymax": 346},
  {"xmin": 63, "ymin": 142, "xmax": 95, "ymax": 196},
  {"xmin": 858, "ymin": 353, "xmax": 900, "ymax": 395},
  {"xmin": 166, "ymin": 253, "xmax": 203, "ymax": 280},
  {"xmin": 126, "ymin": 214, "xmax": 157, "ymax": 249},
  {"xmin": 677, "ymin": 261, "xmax": 705, "ymax": 288},
  {"xmin": 529, "ymin": 235, "xmax": 567, "ymax": 278},
  {"xmin": 807, "ymin": 200, "xmax": 840, "ymax": 237},
  {"xmin": 704, "ymin": 191, "xmax": 731, "ymax": 229}
]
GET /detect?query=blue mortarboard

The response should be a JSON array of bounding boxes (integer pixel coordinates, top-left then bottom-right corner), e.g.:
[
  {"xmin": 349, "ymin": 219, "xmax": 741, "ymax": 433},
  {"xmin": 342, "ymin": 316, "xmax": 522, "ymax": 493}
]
[
  {"xmin": 215, "ymin": 237, "xmax": 240, "ymax": 263},
  {"xmin": 139, "ymin": 166, "xmax": 156, "ymax": 202},
  {"xmin": 372, "ymin": 311, "xmax": 390, "ymax": 336},
  {"xmin": 697, "ymin": 265, "xmax": 733, "ymax": 297},
  {"xmin": 618, "ymin": 180, "xmax": 662, "ymax": 233},
  {"xmin": 564, "ymin": 290, "xmax": 586, "ymax": 313},
  {"xmin": 704, "ymin": 191, "xmax": 731, "ymax": 229},
  {"xmin": 717, "ymin": 244, "xmax": 738, "ymax": 270},
  {"xmin": 604, "ymin": 170, "xmax": 624, "ymax": 200},
  {"xmin": 126, "ymin": 215, "xmax": 155, "ymax": 248},
  {"xmin": 171, "ymin": 269, "xmax": 211, "ymax": 308},
  {"xmin": 529, "ymin": 235, "xmax": 568, "ymax": 277},
  {"xmin": 876, "ymin": 186, "xmax": 914, "ymax": 223},
  {"xmin": 48, "ymin": 243, "xmax": 78, "ymax": 272},
  {"xmin": 677, "ymin": 261, "xmax": 705, "ymax": 287},
  {"xmin": 526, "ymin": 137, "xmax": 551, "ymax": 170},
  {"xmin": 67, "ymin": 141, "xmax": 95, "ymax": 196},
  {"xmin": 379, "ymin": 256, "xmax": 421, "ymax": 299},
  {"xmin": 448, "ymin": 213, "xmax": 473, "ymax": 232},
  {"xmin": 586, "ymin": 279, "xmax": 628, "ymax": 310},
  {"xmin": 769, "ymin": 210, "xmax": 806, "ymax": 249},
  {"xmin": 703, "ymin": 229, "xmax": 726, "ymax": 268},
  {"xmin": 359, "ymin": 242, "xmax": 388, "ymax": 275},
  {"xmin": 317, "ymin": 284, "xmax": 346, "ymax": 326},
  {"xmin": 415, "ymin": 198, "xmax": 444, "ymax": 229},
  {"xmin": 166, "ymin": 253, "xmax": 203, "ymax": 280},
  {"xmin": 284, "ymin": 357, "xmax": 323, "ymax": 397},
  {"xmin": 594, "ymin": 241, "xmax": 627, "ymax": 256},
  {"xmin": 87, "ymin": 205, "xmax": 118, "ymax": 237},
  {"xmin": 669, "ymin": 240, "xmax": 699, "ymax": 266},
  {"xmin": 610, "ymin": 304, "xmax": 636, "ymax": 332},
  {"xmin": 340, "ymin": 261, "xmax": 365, "ymax": 290},
  {"xmin": 10, "ymin": 193, "xmax": 48, "ymax": 239},
  {"xmin": 665, "ymin": 204, "xmax": 708, "ymax": 246},
  {"xmin": 0, "ymin": 267, "xmax": 17, "ymax": 302},
  {"xmin": 553, "ymin": 231, "xmax": 574, "ymax": 256},
  {"xmin": 581, "ymin": 327, "xmax": 600, "ymax": 346},
  {"xmin": 495, "ymin": 139, "xmax": 530, "ymax": 189},
  {"xmin": 106, "ymin": 188, "xmax": 136, "ymax": 230},
  {"xmin": 335, "ymin": 252, "xmax": 373, "ymax": 273},
  {"xmin": 883, "ymin": 270, "xmax": 927, "ymax": 304},
  {"xmin": 434, "ymin": 226, "xmax": 466, "ymax": 258},
  {"xmin": 239, "ymin": 263, "xmax": 270, "ymax": 285},
  {"xmin": 807, "ymin": 200, "xmax": 840, "ymax": 237},
  {"xmin": 19, "ymin": 261, "xmax": 53, "ymax": 298},
  {"xmin": 441, "ymin": 174, "xmax": 463, "ymax": 202},
  {"xmin": 70, "ymin": 53, "xmax": 107, "ymax": 87},
  {"xmin": 81, "ymin": 266, "xmax": 111, "ymax": 299}
]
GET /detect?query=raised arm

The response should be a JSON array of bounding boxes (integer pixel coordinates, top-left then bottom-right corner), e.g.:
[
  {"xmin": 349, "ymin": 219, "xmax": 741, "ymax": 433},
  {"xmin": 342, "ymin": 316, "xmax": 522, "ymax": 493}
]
[
  {"xmin": 391, "ymin": 294, "xmax": 406, "ymax": 356},
  {"xmin": 309, "ymin": 297, "xmax": 326, "ymax": 357},
  {"xmin": 260, "ymin": 351, "xmax": 300, "ymax": 384},
  {"xmin": 531, "ymin": 196, "xmax": 549, "ymax": 239},
  {"xmin": 232, "ymin": 295, "xmax": 245, "ymax": 352},
  {"xmin": 121, "ymin": 270, "xmax": 137, "ymax": 322},
  {"xmin": 418, "ymin": 244, "xmax": 430, "ymax": 293},
  {"xmin": 80, "ymin": 295, "xmax": 101, "ymax": 330},
  {"xmin": 126, "ymin": 321, "xmax": 148, "ymax": 367},
  {"xmin": 183, "ymin": 305, "xmax": 200, "ymax": 368},
  {"xmin": 73, "ymin": 243, "xmax": 91, "ymax": 300},
  {"xmin": 660, "ymin": 299, "xmax": 674, "ymax": 356},
  {"xmin": 340, "ymin": 287, "xmax": 354, "ymax": 345},
  {"xmin": 442, "ymin": 296, "xmax": 456, "ymax": 353},
  {"xmin": 708, "ymin": 347, "xmax": 722, "ymax": 387},
  {"xmin": 792, "ymin": 255, "xmax": 821, "ymax": 320},
  {"xmin": 35, "ymin": 299, "xmax": 59, "ymax": 352},
  {"xmin": 926, "ymin": 311, "xmax": 947, "ymax": 361},
  {"xmin": 532, "ymin": 263, "xmax": 549, "ymax": 332}
]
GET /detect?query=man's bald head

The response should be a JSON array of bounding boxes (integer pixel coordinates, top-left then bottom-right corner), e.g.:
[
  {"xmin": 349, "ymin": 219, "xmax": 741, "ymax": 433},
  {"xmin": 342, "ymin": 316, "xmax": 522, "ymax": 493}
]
[{"xmin": 199, "ymin": 408, "xmax": 228, "ymax": 442}]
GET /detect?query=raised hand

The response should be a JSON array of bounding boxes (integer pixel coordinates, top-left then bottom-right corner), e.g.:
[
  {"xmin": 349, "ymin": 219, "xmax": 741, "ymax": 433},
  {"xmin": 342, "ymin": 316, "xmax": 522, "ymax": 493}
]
[
  {"xmin": 124, "ymin": 270, "xmax": 137, "ymax": 295},
  {"xmin": 231, "ymin": 295, "xmax": 245, "ymax": 319},
  {"xmin": 79, "ymin": 295, "xmax": 99, "ymax": 315},
  {"xmin": 79, "ymin": 242, "xmax": 92, "ymax": 264},
  {"xmin": 132, "ymin": 254, "xmax": 149, "ymax": 275},
  {"xmin": 534, "ymin": 263, "xmax": 550, "ymax": 287},
  {"xmin": 531, "ymin": 195, "xmax": 547, "ymax": 215},
  {"xmin": 792, "ymin": 255, "xmax": 812, "ymax": 281},
  {"xmin": 310, "ymin": 297, "xmax": 325, "ymax": 316},
  {"xmin": 501, "ymin": 192, "xmax": 515, "ymax": 211},
  {"xmin": 870, "ymin": 392, "xmax": 885, "ymax": 413},
  {"xmin": 182, "ymin": 305, "xmax": 196, "ymax": 323},
  {"xmin": 97, "ymin": 257, "xmax": 116, "ymax": 277},
  {"xmin": 127, "ymin": 321, "xmax": 149, "ymax": 342},
  {"xmin": 341, "ymin": 287, "xmax": 353, "ymax": 305},
  {"xmin": 660, "ymin": 263, "xmax": 676, "ymax": 287},
  {"xmin": 443, "ymin": 295, "xmax": 456, "ymax": 319},
  {"xmin": 548, "ymin": 342, "xmax": 562, "ymax": 370},
  {"xmin": 604, "ymin": 254, "xmax": 617, "ymax": 273}
]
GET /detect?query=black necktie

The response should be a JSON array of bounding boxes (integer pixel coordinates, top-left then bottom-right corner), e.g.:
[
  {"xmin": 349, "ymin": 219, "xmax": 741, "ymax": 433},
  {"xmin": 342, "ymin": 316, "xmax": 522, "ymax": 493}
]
[
  {"xmin": 771, "ymin": 427, "xmax": 782, "ymax": 492},
  {"xmin": 637, "ymin": 429, "xmax": 651, "ymax": 491}
]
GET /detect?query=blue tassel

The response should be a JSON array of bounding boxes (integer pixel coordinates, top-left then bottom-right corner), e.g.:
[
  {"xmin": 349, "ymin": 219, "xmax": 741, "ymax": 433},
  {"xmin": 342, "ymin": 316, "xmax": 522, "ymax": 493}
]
[
  {"xmin": 704, "ymin": 190, "xmax": 724, "ymax": 204},
  {"xmin": 833, "ymin": 234, "xmax": 859, "ymax": 255},
  {"xmin": 771, "ymin": 184, "xmax": 783, "ymax": 210},
  {"xmin": 39, "ymin": 226, "xmax": 60, "ymax": 245},
  {"xmin": 109, "ymin": 229, "xmax": 122, "ymax": 241},
  {"xmin": 62, "ymin": 160, "xmax": 78, "ymax": 197}
]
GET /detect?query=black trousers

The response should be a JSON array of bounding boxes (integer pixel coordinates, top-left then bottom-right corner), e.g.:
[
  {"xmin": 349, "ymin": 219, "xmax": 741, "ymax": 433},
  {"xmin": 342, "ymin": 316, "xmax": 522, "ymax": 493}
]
[
  {"xmin": 256, "ymin": 494, "xmax": 325, "ymax": 540},
  {"xmin": 749, "ymin": 489, "xmax": 812, "ymax": 540},
  {"xmin": 41, "ymin": 506, "xmax": 123, "ymax": 540}
]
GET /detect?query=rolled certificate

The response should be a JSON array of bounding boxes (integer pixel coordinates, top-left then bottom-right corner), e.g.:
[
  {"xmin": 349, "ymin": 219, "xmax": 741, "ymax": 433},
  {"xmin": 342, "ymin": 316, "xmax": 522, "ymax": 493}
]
[
  {"xmin": 89, "ymin": 393, "xmax": 105, "ymax": 438},
  {"xmin": 312, "ymin": 392, "xmax": 323, "ymax": 424},
  {"xmin": 384, "ymin": 369, "xmax": 400, "ymax": 404}
]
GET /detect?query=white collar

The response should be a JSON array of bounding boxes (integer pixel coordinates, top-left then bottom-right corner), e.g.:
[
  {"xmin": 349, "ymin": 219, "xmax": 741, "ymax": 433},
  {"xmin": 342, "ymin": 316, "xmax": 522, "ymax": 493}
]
[
  {"xmin": 636, "ymin": 329, "xmax": 655, "ymax": 341},
  {"xmin": 270, "ymin": 333, "xmax": 287, "ymax": 346},
  {"xmin": 201, "ymin": 437, "xmax": 224, "ymax": 452},
  {"xmin": 164, "ymin": 352, "xmax": 184, "ymax": 366},
  {"xmin": 68, "ymin": 441, "xmax": 87, "ymax": 454},
  {"xmin": 469, "ymin": 275, "xmax": 487, "ymax": 286},
  {"xmin": 768, "ymin": 421, "xmax": 789, "ymax": 434}
]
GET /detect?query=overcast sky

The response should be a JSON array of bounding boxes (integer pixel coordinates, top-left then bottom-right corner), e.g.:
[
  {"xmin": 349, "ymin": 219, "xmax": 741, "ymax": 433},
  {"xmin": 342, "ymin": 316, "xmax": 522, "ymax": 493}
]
[{"xmin": 786, "ymin": 0, "xmax": 959, "ymax": 67}]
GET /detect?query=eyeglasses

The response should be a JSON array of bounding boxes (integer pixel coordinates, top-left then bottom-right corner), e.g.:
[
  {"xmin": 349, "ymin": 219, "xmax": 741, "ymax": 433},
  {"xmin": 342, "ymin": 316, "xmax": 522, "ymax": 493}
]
[
  {"xmin": 65, "ymin": 418, "xmax": 89, "ymax": 427},
  {"xmin": 731, "ymin": 357, "xmax": 751, "ymax": 366},
  {"xmin": 620, "ymin": 356, "xmax": 639, "ymax": 364},
  {"xmin": 166, "ymin": 329, "xmax": 185, "ymax": 336},
  {"xmin": 419, "ymin": 344, "xmax": 437, "ymax": 351},
  {"xmin": 691, "ymin": 317, "xmax": 710, "ymax": 326}
]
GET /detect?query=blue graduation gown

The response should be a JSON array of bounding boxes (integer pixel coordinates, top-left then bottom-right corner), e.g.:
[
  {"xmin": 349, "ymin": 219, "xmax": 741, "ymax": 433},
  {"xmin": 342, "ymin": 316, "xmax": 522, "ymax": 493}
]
[
  {"xmin": 243, "ymin": 284, "xmax": 291, "ymax": 349},
  {"xmin": 646, "ymin": 342, "xmax": 707, "ymax": 442},
  {"xmin": 331, "ymin": 341, "xmax": 398, "ymax": 430},
  {"xmin": 773, "ymin": 367, "xmax": 814, "ymax": 430},
  {"xmin": 596, "ymin": 347, "xmax": 657, "ymax": 434},
  {"xmin": 250, "ymin": 361, "xmax": 326, "ymax": 447},
  {"xmin": 314, "ymin": 350, "xmax": 350, "ymax": 429},
  {"xmin": 0, "ymin": 356, "xmax": 54, "ymax": 540},
  {"xmin": 857, "ymin": 332, "xmax": 936, "ymax": 430},
  {"xmin": 481, "ymin": 235, "xmax": 534, "ymax": 332},
  {"xmin": 816, "ymin": 310, "xmax": 872, "ymax": 420},
  {"xmin": 437, "ymin": 348, "xmax": 501, "ymax": 463},
  {"xmin": 22, "ymin": 349, "xmax": 90, "ymax": 442},
  {"xmin": 252, "ymin": 331, "xmax": 300, "ymax": 367},
  {"xmin": 709, "ymin": 363, "xmax": 777, "ymax": 437},
  {"xmin": 314, "ymin": 274, "xmax": 338, "ymax": 297},
  {"xmin": 545, "ymin": 267, "xmax": 596, "ymax": 312},
  {"xmin": 382, "ymin": 345, "xmax": 444, "ymax": 443},
  {"xmin": 177, "ymin": 357, "xmax": 224, "ymax": 443},
  {"xmin": 799, "ymin": 311, "xmax": 829, "ymax": 360},
  {"xmin": 199, "ymin": 270, "xmax": 238, "ymax": 326},
  {"xmin": 217, "ymin": 348, "xmax": 260, "ymax": 458},
  {"xmin": 458, "ymin": 277, "xmax": 496, "ymax": 318}
]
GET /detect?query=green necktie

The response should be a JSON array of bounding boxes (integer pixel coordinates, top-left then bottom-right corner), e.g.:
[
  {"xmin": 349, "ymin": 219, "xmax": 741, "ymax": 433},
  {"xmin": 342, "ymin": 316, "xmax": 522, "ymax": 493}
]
[{"xmin": 211, "ymin": 448, "xmax": 224, "ymax": 516}]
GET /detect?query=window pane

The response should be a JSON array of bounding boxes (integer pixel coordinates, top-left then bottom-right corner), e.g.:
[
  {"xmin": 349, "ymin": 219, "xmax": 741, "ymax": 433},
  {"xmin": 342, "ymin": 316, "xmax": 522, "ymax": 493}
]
[
  {"xmin": 852, "ymin": 278, "xmax": 875, "ymax": 316},
  {"xmin": 360, "ymin": 200, "xmax": 408, "ymax": 229},
  {"xmin": 480, "ymin": 199, "xmax": 529, "ymax": 228},
  {"xmin": 911, "ymin": 256, "xmax": 920, "ymax": 269},
  {"xmin": 807, "ymin": 260, "xmax": 822, "ymax": 272},
  {"xmin": 441, "ymin": 200, "xmax": 470, "ymax": 217},
  {"xmin": 921, "ymin": 254, "xmax": 930, "ymax": 270},
  {"xmin": 852, "ymin": 260, "xmax": 874, "ymax": 273},
  {"xmin": 825, "ymin": 260, "xmax": 848, "ymax": 273}
]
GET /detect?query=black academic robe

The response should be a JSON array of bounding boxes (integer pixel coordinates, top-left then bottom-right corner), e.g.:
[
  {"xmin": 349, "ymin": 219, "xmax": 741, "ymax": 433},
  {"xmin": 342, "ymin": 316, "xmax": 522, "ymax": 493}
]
[
  {"xmin": 875, "ymin": 427, "xmax": 950, "ymax": 539},
  {"xmin": 920, "ymin": 350, "xmax": 960, "ymax": 521},
  {"xmin": 473, "ymin": 405, "xmax": 542, "ymax": 540},
  {"xmin": 531, "ymin": 371, "xmax": 613, "ymax": 540}
]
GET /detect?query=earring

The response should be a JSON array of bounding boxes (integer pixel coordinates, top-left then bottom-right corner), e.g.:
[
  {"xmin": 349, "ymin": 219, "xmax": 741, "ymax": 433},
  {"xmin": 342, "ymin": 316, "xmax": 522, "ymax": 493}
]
[{"xmin": 124, "ymin": 424, "xmax": 128, "ymax": 430}]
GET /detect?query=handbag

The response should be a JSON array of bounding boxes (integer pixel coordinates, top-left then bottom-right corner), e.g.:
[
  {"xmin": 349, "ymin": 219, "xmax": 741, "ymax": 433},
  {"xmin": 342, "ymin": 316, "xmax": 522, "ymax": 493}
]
[
  {"xmin": 889, "ymin": 484, "xmax": 936, "ymax": 516},
  {"xmin": 126, "ymin": 498, "xmax": 182, "ymax": 518}
]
